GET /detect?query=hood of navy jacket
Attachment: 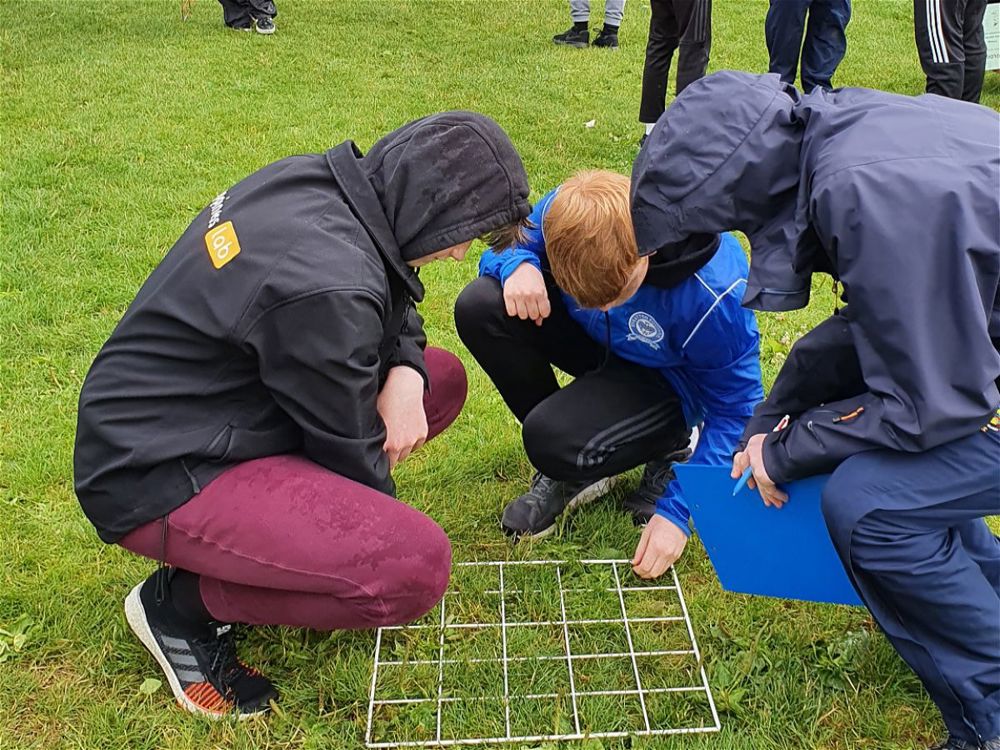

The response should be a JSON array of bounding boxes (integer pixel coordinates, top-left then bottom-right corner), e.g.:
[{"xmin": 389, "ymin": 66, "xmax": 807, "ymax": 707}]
[{"xmin": 632, "ymin": 72, "xmax": 814, "ymax": 312}]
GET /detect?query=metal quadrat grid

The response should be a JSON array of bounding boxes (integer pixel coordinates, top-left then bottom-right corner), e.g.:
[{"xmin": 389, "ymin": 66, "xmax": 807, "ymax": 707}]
[{"xmin": 365, "ymin": 559, "xmax": 720, "ymax": 747}]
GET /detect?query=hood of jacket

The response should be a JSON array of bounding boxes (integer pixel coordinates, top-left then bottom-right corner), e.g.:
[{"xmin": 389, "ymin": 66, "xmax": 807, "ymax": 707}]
[
  {"xmin": 642, "ymin": 233, "xmax": 721, "ymax": 289},
  {"xmin": 631, "ymin": 71, "xmax": 821, "ymax": 311},
  {"xmin": 328, "ymin": 111, "xmax": 531, "ymax": 301}
]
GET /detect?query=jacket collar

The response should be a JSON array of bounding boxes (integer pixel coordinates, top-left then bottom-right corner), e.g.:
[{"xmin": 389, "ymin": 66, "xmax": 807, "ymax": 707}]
[{"xmin": 325, "ymin": 142, "xmax": 425, "ymax": 302}]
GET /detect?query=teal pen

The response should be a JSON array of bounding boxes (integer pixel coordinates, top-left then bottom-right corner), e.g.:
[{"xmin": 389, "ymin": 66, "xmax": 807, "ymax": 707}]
[
  {"xmin": 732, "ymin": 465, "xmax": 754, "ymax": 496},
  {"xmin": 732, "ymin": 414, "xmax": 791, "ymax": 496}
]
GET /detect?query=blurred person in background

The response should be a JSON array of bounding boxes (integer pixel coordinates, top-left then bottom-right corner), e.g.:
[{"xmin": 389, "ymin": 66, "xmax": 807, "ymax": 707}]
[
  {"xmin": 554, "ymin": 0, "xmax": 627, "ymax": 48},
  {"xmin": 218, "ymin": 0, "xmax": 277, "ymax": 34},
  {"xmin": 639, "ymin": 0, "xmax": 712, "ymax": 145},
  {"xmin": 914, "ymin": 0, "xmax": 988, "ymax": 102},
  {"xmin": 765, "ymin": 0, "xmax": 851, "ymax": 91}
]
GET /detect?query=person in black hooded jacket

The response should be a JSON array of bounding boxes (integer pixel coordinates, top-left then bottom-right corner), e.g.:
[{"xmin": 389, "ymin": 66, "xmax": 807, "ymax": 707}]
[
  {"xmin": 73, "ymin": 112, "xmax": 530, "ymax": 719},
  {"xmin": 631, "ymin": 72, "xmax": 1000, "ymax": 750}
]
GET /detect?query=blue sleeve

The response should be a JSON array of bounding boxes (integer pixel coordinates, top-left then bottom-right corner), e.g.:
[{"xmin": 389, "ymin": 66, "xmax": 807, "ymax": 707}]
[
  {"xmin": 478, "ymin": 190, "xmax": 556, "ymax": 285},
  {"xmin": 654, "ymin": 255, "xmax": 766, "ymax": 531}
]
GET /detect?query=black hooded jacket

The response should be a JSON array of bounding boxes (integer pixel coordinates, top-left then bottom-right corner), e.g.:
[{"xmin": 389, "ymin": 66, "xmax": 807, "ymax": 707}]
[
  {"xmin": 74, "ymin": 112, "xmax": 530, "ymax": 543},
  {"xmin": 632, "ymin": 72, "xmax": 1000, "ymax": 483}
]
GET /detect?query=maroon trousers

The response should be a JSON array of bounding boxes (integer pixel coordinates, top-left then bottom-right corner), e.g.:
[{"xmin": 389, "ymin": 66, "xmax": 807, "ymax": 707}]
[{"xmin": 120, "ymin": 348, "xmax": 467, "ymax": 631}]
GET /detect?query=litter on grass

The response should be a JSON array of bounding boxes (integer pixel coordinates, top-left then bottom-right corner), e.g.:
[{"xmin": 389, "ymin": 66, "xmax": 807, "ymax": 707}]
[{"xmin": 365, "ymin": 559, "xmax": 720, "ymax": 747}]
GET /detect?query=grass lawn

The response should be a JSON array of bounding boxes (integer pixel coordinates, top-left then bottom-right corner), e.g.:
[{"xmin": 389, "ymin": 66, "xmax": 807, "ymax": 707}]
[{"xmin": 3, "ymin": 1, "xmax": 998, "ymax": 748}]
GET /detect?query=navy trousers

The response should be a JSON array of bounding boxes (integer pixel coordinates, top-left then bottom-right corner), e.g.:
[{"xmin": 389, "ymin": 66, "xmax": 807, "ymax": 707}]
[
  {"xmin": 765, "ymin": 0, "xmax": 851, "ymax": 91},
  {"xmin": 822, "ymin": 424, "xmax": 1000, "ymax": 744}
]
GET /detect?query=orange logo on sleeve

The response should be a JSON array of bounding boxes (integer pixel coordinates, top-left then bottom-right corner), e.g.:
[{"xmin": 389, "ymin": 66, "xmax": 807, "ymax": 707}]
[{"xmin": 205, "ymin": 221, "xmax": 242, "ymax": 269}]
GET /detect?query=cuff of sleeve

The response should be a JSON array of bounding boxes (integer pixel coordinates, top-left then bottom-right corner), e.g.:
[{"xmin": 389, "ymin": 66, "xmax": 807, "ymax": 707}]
[
  {"xmin": 390, "ymin": 360, "xmax": 430, "ymax": 391},
  {"xmin": 654, "ymin": 506, "xmax": 691, "ymax": 537},
  {"xmin": 763, "ymin": 432, "xmax": 794, "ymax": 484},
  {"xmin": 498, "ymin": 254, "xmax": 541, "ymax": 285}
]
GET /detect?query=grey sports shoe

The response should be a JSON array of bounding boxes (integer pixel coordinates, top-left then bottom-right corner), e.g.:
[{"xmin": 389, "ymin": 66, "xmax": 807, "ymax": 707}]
[
  {"xmin": 621, "ymin": 429, "xmax": 697, "ymax": 525},
  {"xmin": 502, "ymin": 472, "xmax": 615, "ymax": 538}
]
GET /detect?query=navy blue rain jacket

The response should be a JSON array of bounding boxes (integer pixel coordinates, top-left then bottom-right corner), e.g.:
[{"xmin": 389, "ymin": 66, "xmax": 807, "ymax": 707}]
[{"xmin": 631, "ymin": 72, "xmax": 1000, "ymax": 483}]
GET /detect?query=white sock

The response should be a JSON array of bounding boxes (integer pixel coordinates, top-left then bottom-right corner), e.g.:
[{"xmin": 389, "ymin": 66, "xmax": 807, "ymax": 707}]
[{"xmin": 645, "ymin": 122, "xmax": 655, "ymax": 136}]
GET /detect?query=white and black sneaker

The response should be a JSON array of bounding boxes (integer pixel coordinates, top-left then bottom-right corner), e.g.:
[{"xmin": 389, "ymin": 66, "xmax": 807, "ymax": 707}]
[
  {"xmin": 253, "ymin": 16, "xmax": 275, "ymax": 34},
  {"xmin": 501, "ymin": 472, "xmax": 616, "ymax": 539},
  {"xmin": 124, "ymin": 573, "xmax": 277, "ymax": 719}
]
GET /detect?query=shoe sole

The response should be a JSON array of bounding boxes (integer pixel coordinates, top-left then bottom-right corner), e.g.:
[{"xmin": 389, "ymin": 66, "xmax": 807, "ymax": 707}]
[
  {"xmin": 124, "ymin": 583, "xmax": 263, "ymax": 720},
  {"xmin": 504, "ymin": 476, "xmax": 619, "ymax": 540},
  {"xmin": 254, "ymin": 25, "xmax": 275, "ymax": 34}
]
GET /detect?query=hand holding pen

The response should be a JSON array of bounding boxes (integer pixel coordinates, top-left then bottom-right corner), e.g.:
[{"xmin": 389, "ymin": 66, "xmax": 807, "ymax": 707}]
[{"xmin": 731, "ymin": 415, "xmax": 790, "ymax": 508}]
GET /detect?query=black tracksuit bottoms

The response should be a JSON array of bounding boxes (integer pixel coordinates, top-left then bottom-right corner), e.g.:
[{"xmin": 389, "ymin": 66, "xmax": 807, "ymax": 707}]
[
  {"xmin": 454, "ymin": 276, "xmax": 689, "ymax": 482},
  {"xmin": 639, "ymin": 0, "xmax": 712, "ymax": 124},
  {"xmin": 914, "ymin": 0, "xmax": 988, "ymax": 102}
]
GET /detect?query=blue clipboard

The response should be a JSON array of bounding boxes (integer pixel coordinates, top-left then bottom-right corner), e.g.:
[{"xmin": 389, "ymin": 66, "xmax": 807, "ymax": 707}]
[{"xmin": 674, "ymin": 464, "xmax": 863, "ymax": 606}]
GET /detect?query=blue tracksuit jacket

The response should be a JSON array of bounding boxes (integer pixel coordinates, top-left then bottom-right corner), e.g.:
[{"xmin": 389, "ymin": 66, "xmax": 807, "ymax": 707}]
[{"xmin": 480, "ymin": 189, "xmax": 765, "ymax": 533}]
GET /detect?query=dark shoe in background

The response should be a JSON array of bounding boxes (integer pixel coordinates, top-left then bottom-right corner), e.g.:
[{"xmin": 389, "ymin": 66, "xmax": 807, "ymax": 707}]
[
  {"xmin": 592, "ymin": 28, "xmax": 619, "ymax": 48},
  {"xmin": 552, "ymin": 26, "xmax": 589, "ymax": 48},
  {"xmin": 253, "ymin": 16, "xmax": 276, "ymax": 34}
]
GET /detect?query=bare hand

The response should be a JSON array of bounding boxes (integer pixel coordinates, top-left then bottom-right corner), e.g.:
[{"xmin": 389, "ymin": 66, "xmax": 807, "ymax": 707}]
[
  {"xmin": 503, "ymin": 263, "xmax": 550, "ymax": 326},
  {"xmin": 377, "ymin": 366, "xmax": 428, "ymax": 469},
  {"xmin": 631, "ymin": 515, "xmax": 689, "ymax": 580},
  {"xmin": 731, "ymin": 433, "xmax": 788, "ymax": 508}
]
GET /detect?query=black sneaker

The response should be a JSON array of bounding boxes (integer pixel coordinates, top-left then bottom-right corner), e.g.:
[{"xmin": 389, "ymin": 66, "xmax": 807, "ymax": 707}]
[
  {"xmin": 125, "ymin": 573, "xmax": 277, "ymax": 719},
  {"xmin": 927, "ymin": 738, "xmax": 979, "ymax": 750},
  {"xmin": 253, "ymin": 16, "xmax": 275, "ymax": 34},
  {"xmin": 638, "ymin": 133, "xmax": 648, "ymax": 148},
  {"xmin": 502, "ymin": 472, "xmax": 615, "ymax": 538},
  {"xmin": 592, "ymin": 28, "xmax": 619, "ymax": 48},
  {"xmin": 621, "ymin": 430, "xmax": 697, "ymax": 525},
  {"xmin": 553, "ymin": 26, "xmax": 589, "ymax": 48}
]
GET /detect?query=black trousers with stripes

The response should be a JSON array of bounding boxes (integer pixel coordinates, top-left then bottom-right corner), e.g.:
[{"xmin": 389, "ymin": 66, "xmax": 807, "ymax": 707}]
[
  {"xmin": 639, "ymin": 0, "xmax": 712, "ymax": 123},
  {"xmin": 914, "ymin": 0, "xmax": 988, "ymax": 102},
  {"xmin": 454, "ymin": 276, "xmax": 689, "ymax": 481}
]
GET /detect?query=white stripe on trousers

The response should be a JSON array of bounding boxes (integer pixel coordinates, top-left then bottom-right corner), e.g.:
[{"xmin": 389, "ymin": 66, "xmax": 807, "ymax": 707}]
[{"xmin": 927, "ymin": 0, "xmax": 950, "ymax": 64}]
